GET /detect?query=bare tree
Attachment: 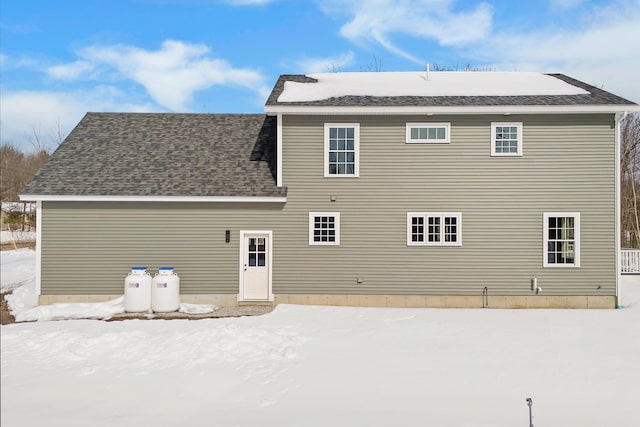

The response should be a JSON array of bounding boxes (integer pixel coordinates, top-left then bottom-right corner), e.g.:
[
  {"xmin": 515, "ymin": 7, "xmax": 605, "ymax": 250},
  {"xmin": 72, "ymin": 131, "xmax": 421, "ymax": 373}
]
[
  {"xmin": 28, "ymin": 118, "xmax": 67, "ymax": 153},
  {"xmin": 1, "ymin": 144, "xmax": 24, "ymax": 201},
  {"xmin": 326, "ymin": 63, "xmax": 341, "ymax": 73},
  {"xmin": 621, "ymin": 112, "xmax": 640, "ymax": 248},
  {"xmin": 53, "ymin": 117, "xmax": 67, "ymax": 148},
  {"xmin": 0, "ymin": 144, "xmax": 49, "ymax": 202},
  {"xmin": 356, "ymin": 54, "xmax": 384, "ymax": 72},
  {"xmin": 367, "ymin": 54, "xmax": 383, "ymax": 72},
  {"xmin": 431, "ymin": 62, "xmax": 493, "ymax": 71}
]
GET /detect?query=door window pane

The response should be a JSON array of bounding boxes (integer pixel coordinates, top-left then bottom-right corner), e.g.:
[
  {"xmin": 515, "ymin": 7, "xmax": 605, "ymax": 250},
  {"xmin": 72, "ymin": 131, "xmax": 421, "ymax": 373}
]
[{"xmin": 247, "ymin": 236, "xmax": 267, "ymax": 267}]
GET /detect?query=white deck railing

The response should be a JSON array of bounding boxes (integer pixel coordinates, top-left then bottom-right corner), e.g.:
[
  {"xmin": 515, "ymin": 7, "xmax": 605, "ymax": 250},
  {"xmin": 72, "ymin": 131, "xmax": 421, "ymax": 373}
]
[{"xmin": 621, "ymin": 249, "xmax": 640, "ymax": 274}]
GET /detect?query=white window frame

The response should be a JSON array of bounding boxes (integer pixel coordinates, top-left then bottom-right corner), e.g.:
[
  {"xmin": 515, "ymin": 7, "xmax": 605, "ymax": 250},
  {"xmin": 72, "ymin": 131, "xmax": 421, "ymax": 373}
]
[
  {"xmin": 543, "ymin": 212, "xmax": 580, "ymax": 268},
  {"xmin": 406, "ymin": 122, "xmax": 451, "ymax": 144},
  {"xmin": 491, "ymin": 122, "xmax": 523, "ymax": 156},
  {"xmin": 324, "ymin": 123, "xmax": 360, "ymax": 178},
  {"xmin": 309, "ymin": 212, "xmax": 341, "ymax": 246},
  {"xmin": 407, "ymin": 212, "xmax": 462, "ymax": 246}
]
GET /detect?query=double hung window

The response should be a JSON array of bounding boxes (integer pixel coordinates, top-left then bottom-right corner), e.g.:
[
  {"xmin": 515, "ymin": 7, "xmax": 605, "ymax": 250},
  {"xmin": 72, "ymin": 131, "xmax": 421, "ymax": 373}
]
[
  {"xmin": 324, "ymin": 124, "xmax": 359, "ymax": 177},
  {"xmin": 491, "ymin": 122, "xmax": 523, "ymax": 156},
  {"xmin": 544, "ymin": 212, "xmax": 580, "ymax": 267}
]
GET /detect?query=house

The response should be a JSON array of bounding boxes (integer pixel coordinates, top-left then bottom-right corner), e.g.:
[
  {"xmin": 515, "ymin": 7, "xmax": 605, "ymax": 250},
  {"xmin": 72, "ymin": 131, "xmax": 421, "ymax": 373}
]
[{"xmin": 21, "ymin": 71, "xmax": 640, "ymax": 309}]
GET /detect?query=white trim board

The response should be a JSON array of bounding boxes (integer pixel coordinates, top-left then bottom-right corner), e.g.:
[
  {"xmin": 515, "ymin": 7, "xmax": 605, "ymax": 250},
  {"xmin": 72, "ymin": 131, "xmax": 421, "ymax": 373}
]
[
  {"xmin": 266, "ymin": 105, "xmax": 640, "ymax": 116},
  {"xmin": 237, "ymin": 230, "xmax": 274, "ymax": 302},
  {"xmin": 20, "ymin": 195, "xmax": 287, "ymax": 203},
  {"xmin": 277, "ymin": 112, "xmax": 283, "ymax": 188},
  {"xmin": 35, "ymin": 200, "xmax": 42, "ymax": 297}
]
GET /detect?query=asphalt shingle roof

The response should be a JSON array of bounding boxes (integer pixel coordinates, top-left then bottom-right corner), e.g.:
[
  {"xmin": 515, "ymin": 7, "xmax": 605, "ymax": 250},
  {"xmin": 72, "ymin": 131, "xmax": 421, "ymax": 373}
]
[
  {"xmin": 24, "ymin": 73, "xmax": 636, "ymax": 198},
  {"xmin": 23, "ymin": 113, "xmax": 286, "ymax": 197},
  {"xmin": 266, "ymin": 73, "xmax": 636, "ymax": 107}
]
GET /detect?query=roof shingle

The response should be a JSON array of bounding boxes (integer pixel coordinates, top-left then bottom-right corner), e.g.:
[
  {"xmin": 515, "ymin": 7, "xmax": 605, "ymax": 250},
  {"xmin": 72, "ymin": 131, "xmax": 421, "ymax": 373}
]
[
  {"xmin": 265, "ymin": 73, "xmax": 636, "ymax": 107},
  {"xmin": 23, "ymin": 113, "xmax": 286, "ymax": 198}
]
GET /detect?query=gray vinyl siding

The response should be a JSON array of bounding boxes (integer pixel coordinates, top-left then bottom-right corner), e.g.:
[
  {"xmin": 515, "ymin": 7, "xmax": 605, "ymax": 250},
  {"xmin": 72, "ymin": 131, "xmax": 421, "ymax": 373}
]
[
  {"xmin": 40, "ymin": 113, "xmax": 616, "ymax": 297},
  {"xmin": 278, "ymin": 114, "xmax": 616, "ymax": 296},
  {"xmin": 40, "ymin": 202, "xmax": 286, "ymax": 295}
]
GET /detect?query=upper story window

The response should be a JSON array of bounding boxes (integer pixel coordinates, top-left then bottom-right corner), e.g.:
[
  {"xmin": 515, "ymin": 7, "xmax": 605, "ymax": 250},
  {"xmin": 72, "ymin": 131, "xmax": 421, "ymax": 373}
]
[
  {"xmin": 407, "ymin": 212, "xmax": 462, "ymax": 246},
  {"xmin": 309, "ymin": 212, "xmax": 340, "ymax": 246},
  {"xmin": 491, "ymin": 122, "xmax": 523, "ymax": 156},
  {"xmin": 324, "ymin": 123, "xmax": 360, "ymax": 177},
  {"xmin": 543, "ymin": 212, "xmax": 580, "ymax": 267},
  {"xmin": 406, "ymin": 123, "xmax": 450, "ymax": 144}
]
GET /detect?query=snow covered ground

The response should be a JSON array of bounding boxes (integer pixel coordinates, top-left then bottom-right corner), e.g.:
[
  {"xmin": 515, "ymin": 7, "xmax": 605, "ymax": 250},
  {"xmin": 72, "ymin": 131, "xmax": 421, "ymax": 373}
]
[
  {"xmin": 0, "ymin": 248, "xmax": 36, "ymax": 293},
  {"xmin": 2, "ymin": 249, "xmax": 639, "ymax": 426},
  {"xmin": 0, "ymin": 230, "xmax": 36, "ymax": 244}
]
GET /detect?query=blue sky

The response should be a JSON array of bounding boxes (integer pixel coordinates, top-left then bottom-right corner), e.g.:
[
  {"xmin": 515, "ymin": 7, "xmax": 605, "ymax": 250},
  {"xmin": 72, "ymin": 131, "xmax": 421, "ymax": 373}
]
[{"xmin": 1, "ymin": 0, "xmax": 639, "ymax": 152}]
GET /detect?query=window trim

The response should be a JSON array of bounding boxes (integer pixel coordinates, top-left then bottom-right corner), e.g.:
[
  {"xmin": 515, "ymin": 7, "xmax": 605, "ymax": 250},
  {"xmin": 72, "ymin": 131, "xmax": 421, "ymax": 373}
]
[
  {"xmin": 324, "ymin": 123, "xmax": 360, "ymax": 178},
  {"xmin": 491, "ymin": 122, "xmax": 523, "ymax": 157},
  {"xmin": 406, "ymin": 122, "xmax": 451, "ymax": 144},
  {"xmin": 309, "ymin": 212, "xmax": 341, "ymax": 246},
  {"xmin": 407, "ymin": 212, "xmax": 462, "ymax": 246},
  {"xmin": 543, "ymin": 212, "xmax": 581, "ymax": 268}
]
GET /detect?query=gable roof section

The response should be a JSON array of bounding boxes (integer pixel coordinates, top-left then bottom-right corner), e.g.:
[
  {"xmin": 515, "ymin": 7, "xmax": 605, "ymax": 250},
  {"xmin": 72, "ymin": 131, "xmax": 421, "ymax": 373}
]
[
  {"xmin": 22, "ymin": 113, "xmax": 286, "ymax": 200},
  {"xmin": 265, "ymin": 72, "xmax": 637, "ymax": 113}
]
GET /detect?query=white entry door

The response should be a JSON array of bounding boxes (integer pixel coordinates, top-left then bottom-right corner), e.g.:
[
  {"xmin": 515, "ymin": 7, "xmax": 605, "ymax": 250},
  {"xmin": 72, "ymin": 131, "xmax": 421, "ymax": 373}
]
[{"xmin": 240, "ymin": 231, "xmax": 272, "ymax": 301}]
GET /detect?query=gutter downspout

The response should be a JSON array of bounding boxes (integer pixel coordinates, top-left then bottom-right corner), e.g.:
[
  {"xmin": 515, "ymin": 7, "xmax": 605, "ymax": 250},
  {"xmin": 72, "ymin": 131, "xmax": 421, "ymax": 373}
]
[{"xmin": 615, "ymin": 111, "xmax": 628, "ymax": 308}]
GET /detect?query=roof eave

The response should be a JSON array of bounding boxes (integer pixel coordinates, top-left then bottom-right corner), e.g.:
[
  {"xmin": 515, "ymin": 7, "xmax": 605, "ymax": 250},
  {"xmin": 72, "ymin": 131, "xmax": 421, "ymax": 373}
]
[
  {"xmin": 19, "ymin": 195, "xmax": 288, "ymax": 203},
  {"xmin": 265, "ymin": 104, "xmax": 640, "ymax": 115}
]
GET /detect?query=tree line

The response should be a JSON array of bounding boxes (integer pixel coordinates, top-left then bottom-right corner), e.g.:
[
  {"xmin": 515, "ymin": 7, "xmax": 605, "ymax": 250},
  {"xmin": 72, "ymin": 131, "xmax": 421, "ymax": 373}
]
[
  {"xmin": 621, "ymin": 113, "xmax": 640, "ymax": 248},
  {"xmin": 0, "ymin": 145, "xmax": 49, "ymax": 202}
]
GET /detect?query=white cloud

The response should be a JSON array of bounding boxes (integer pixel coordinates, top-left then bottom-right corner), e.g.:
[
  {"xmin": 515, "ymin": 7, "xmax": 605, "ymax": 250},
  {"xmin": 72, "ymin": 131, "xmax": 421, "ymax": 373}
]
[
  {"xmin": 46, "ymin": 40, "xmax": 269, "ymax": 111},
  {"xmin": 472, "ymin": 1, "xmax": 640, "ymax": 102},
  {"xmin": 46, "ymin": 60, "xmax": 97, "ymax": 81},
  {"xmin": 85, "ymin": 40, "xmax": 269, "ymax": 110},
  {"xmin": 1, "ymin": 40, "xmax": 273, "ymax": 152},
  {"xmin": 0, "ymin": 89, "xmax": 158, "ymax": 153},
  {"xmin": 292, "ymin": 51, "xmax": 355, "ymax": 73},
  {"xmin": 318, "ymin": 0, "xmax": 493, "ymax": 63}
]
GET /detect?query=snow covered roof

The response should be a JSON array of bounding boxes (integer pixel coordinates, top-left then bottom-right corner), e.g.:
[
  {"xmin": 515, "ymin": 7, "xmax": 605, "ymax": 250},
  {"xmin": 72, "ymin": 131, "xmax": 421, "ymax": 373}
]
[
  {"xmin": 278, "ymin": 72, "xmax": 589, "ymax": 102},
  {"xmin": 265, "ymin": 72, "xmax": 637, "ymax": 112}
]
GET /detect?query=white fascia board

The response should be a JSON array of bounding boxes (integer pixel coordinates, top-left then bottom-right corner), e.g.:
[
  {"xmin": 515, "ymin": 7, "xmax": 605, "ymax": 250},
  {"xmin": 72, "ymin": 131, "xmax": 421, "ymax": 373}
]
[
  {"xmin": 19, "ymin": 195, "xmax": 287, "ymax": 203},
  {"xmin": 265, "ymin": 104, "xmax": 640, "ymax": 115}
]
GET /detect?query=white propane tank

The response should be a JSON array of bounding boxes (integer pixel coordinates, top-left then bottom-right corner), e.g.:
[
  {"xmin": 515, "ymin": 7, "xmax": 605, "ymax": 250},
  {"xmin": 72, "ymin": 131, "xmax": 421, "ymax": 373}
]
[
  {"xmin": 124, "ymin": 267, "xmax": 152, "ymax": 312},
  {"xmin": 151, "ymin": 267, "xmax": 180, "ymax": 312}
]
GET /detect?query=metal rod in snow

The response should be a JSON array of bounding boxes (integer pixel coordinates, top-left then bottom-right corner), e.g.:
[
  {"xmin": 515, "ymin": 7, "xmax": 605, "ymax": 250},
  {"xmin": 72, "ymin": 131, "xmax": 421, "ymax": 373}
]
[
  {"xmin": 526, "ymin": 398, "xmax": 534, "ymax": 427},
  {"xmin": 426, "ymin": 63, "xmax": 430, "ymax": 81}
]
